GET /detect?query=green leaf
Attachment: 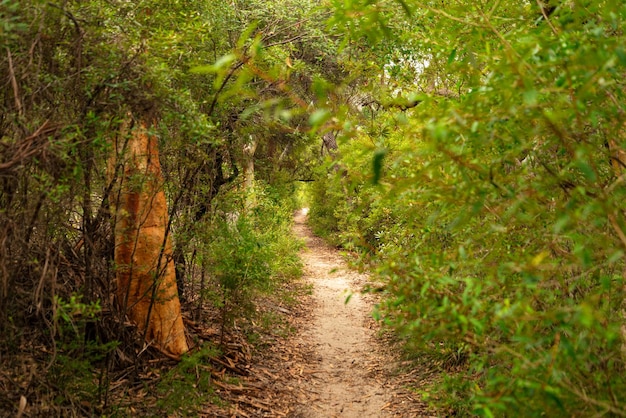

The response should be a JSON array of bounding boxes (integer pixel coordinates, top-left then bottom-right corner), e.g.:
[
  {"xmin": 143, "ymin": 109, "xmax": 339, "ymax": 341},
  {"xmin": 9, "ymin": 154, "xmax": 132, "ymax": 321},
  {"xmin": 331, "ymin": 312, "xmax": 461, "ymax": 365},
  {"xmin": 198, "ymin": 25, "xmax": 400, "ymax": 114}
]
[
  {"xmin": 309, "ymin": 109, "xmax": 330, "ymax": 127},
  {"xmin": 574, "ymin": 158, "xmax": 597, "ymax": 181},
  {"xmin": 616, "ymin": 47, "xmax": 626, "ymax": 65},
  {"xmin": 395, "ymin": 0, "xmax": 412, "ymax": 16},
  {"xmin": 448, "ymin": 48, "xmax": 457, "ymax": 64},
  {"xmin": 190, "ymin": 53, "xmax": 237, "ymax": 74},
  {"xmin": 372, "ymin": 148, "xmax": 387, "ymax": 185},
  {"xmin": 578, "ymin": 303, "xmax": 594, "ymax": 328},
  {"xmin": 608, "ymin": 250, "xmax": 623, "ymax": 264},
  {"xmin": 237, "ymin": 21, "xmax": 259, "ymax": 50},
  {"xmin": 372, "ymin": 307, "xmax": 381, "ymax": 321},
  {"xmin": 523, "ymin": 89, "xmax": 538, "ymax": 106}
]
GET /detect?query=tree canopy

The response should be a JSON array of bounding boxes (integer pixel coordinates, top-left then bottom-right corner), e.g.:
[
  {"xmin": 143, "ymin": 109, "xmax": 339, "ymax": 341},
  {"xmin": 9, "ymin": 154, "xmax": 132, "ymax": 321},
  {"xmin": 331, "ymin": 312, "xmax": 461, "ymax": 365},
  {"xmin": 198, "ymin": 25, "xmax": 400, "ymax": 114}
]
[{"xmin": 1, "ymin": 0, "xmax": 626, "ymax": 415}]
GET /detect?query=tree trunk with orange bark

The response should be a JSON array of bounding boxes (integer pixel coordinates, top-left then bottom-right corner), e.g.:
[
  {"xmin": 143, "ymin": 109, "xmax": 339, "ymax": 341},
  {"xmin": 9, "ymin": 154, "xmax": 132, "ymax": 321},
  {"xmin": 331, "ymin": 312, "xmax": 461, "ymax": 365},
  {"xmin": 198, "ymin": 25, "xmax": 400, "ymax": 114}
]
[{"xmin": 111, "ymin": 117, "xmax": 188, "ymax": 358}]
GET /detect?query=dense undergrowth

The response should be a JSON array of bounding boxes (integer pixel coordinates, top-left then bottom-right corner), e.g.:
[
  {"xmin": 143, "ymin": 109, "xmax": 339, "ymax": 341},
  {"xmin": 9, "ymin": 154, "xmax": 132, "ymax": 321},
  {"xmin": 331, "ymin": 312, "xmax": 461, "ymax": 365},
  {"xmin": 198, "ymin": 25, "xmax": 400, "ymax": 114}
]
[
  {"xmin": 3, "ymin": 0, "xmax": 626, "ymax": 415},
  {"xmin": 0, "ymin": 178, "xmax": 303, "ymax": 416},
  {"xmin": 310, "ymin": 1, "xmax": 626, "ymax": 416},
  {"xmin": 1, "ymin": 0, "xmax": 314, "ymax": 414}
]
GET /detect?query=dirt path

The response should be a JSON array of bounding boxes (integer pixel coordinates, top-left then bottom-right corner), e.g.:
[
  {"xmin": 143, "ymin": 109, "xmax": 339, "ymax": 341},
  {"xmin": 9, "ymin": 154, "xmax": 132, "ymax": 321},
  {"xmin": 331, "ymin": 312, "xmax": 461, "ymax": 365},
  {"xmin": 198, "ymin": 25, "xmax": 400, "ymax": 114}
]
[
  {"xmin": 290, "ymin": 208, "xmax": 431, "ymax": 417},
  {"xmin": 203, "ymin": 208, "xmax": 433, "ymax": 417}
]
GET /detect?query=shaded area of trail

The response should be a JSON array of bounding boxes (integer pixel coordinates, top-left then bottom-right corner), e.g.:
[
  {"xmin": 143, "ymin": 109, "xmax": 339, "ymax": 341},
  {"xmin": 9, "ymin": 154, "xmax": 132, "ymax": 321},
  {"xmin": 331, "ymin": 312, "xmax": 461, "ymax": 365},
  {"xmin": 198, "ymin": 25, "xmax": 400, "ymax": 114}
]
[
  {"xmin": 201, "ymin": 208, "xmax": 434, "ymax": 417},
  {"xmin": 291, "ymin": 208, "xmax": 432, "ymax": 417}
]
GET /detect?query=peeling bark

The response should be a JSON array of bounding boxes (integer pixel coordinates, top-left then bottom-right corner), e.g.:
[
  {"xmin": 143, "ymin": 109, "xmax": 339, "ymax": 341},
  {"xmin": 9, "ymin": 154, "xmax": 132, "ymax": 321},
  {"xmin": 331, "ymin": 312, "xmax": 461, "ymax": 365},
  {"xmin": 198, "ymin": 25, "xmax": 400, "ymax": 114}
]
[{"xmin": 111, "ymin": 118, "xmax": 188, "ymax": 358}]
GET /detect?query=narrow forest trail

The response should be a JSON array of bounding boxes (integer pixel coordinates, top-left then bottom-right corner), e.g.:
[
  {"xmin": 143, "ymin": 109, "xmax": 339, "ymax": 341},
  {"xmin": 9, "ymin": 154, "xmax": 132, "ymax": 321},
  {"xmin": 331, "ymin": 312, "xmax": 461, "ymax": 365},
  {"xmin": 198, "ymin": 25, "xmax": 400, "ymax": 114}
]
[
  {"xmin": 289, "ymin": 208, "xmax": 432, "ymax": 417},
  {"xmin": 203, "ymin": 208, "xmax": 434, "ymax": 417}
]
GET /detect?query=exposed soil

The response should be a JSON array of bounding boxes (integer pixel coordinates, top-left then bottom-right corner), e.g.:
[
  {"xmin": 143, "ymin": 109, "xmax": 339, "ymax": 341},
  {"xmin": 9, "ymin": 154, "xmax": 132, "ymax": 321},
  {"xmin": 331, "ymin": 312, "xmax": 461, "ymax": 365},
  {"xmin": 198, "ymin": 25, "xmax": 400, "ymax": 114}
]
[
  {"xmin": 288, "ymin": 208, "xmax": 433, "ymax": 418},
  {"xmin": 1, "ymin": 209, "xmax": 437, "ymax": 417},
  {"xmin": 203, "ymin": 208, "xmax": 436, "ymax": 417}
]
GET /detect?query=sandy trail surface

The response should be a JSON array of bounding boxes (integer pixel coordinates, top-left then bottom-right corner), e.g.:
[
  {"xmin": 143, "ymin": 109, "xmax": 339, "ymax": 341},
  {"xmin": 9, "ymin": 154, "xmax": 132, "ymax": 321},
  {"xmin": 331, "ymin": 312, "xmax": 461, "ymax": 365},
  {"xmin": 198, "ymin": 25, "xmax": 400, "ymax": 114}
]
[
  {"xmin": 203, "ymin": 208, "xmax": 434, "ymax": 417},
  {"xmin": 290, "ymin": 208, "xmax": 431, "ymax": 417}
]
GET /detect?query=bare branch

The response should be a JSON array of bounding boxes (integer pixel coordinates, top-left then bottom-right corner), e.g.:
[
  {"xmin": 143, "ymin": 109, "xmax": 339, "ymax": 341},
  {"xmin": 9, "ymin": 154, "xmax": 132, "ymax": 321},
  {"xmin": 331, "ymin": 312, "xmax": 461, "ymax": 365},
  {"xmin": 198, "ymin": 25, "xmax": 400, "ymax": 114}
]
[{"xmin": 6, "ymin": 48, "xmax": 23, "ymax": 117}]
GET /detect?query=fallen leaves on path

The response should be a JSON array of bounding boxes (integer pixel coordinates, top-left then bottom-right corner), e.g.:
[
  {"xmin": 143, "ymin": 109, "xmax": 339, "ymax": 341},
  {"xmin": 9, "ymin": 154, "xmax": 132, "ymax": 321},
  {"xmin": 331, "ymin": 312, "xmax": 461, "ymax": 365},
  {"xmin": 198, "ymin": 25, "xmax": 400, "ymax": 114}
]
[{"xmin": 202, "ymin": 209, "xmax": 437, "ymax": 417}]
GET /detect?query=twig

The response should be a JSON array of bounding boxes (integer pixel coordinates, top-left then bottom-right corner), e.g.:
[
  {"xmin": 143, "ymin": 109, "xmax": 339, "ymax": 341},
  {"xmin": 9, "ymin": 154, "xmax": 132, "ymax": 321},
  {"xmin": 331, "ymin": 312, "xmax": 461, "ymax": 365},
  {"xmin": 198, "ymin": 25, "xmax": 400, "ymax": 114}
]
[
  {"xmin": 560, "ymin": 379, "xmax": 626, "ymax": 416},
  {"xmin": 608, "ymin": 213, "xmax": 626, "ymax": 251},
  {"xmin": 6, "ymin": 48, "xmax": 23, "ymax": 117},
  {"xmin": 536, "ymin": 0, "xmax": 559, "ymax": 36},
  {"xmin": 0, "ymin": 120, "xmax": 57, "ymax": 173},
  {"xmin": 425, "ymin": 7, "xmax": 482, "ymax": 27},
  {"xmin": 207, "ymin": 60, "xmax": 246, "ymax": 117},
  {"xmin": 265, "ymin": 34, "xmax": 306, "ymax": 48}
]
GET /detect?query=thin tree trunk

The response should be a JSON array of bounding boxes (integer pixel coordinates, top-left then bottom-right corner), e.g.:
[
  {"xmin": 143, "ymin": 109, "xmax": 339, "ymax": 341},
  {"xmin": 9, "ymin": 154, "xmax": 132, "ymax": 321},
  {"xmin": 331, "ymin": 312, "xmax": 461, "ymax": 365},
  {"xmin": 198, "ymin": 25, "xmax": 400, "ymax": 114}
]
[
  {"xmin": 243, "ymin": 137, "xmax": 258, "ymax": 190},
  {"xmin": 242, "ymin": 136, "xmax": 258, "ymax": 209},
  {"xmin": 608, "ymin": 139, "xmax": 626, "ymax": 360},
  {"xmin": 112, "ymin": 118, "xmax": 188, "ymax": 358}
]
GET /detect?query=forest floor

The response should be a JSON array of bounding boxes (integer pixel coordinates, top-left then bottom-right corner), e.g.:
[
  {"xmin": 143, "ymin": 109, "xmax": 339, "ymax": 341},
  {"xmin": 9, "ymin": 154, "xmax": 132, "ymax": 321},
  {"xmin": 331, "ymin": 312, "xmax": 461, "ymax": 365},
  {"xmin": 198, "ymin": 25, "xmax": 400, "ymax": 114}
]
[
  {"xmin": 205, "ymin": 209, "xmax": 437, "ymax": 417},
  {"xmin": 0, "ymin": 208, "xmax": 439, "ymax": 417}
]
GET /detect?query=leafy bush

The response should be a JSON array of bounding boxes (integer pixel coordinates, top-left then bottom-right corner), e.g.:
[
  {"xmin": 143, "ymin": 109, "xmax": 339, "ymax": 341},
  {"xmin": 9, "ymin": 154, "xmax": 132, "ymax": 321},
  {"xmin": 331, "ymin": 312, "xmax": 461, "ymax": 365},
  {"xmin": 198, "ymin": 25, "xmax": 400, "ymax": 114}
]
[
  {"xmin": 49, "ymin": 296, "xmax": 118, "ymax": 412},
  {"xmin": 313, "ymin": 1, "xmax": 626, "ymax": 415},
  {"xmin": 156, "ymin": 345, "xmax": 221, "ymax": 415},
  {"xmin": 196, "ymin": 182, "xmax": 303, "ymax": 325}
]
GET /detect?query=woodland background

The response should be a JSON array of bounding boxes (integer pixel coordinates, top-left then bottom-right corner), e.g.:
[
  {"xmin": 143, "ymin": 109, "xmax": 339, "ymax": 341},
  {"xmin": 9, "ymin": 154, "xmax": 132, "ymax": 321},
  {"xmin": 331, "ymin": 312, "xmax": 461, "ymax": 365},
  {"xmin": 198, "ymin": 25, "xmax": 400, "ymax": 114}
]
[{"xmin": 1, "ymin": 0, "xmax": 626, "ymax": 416}]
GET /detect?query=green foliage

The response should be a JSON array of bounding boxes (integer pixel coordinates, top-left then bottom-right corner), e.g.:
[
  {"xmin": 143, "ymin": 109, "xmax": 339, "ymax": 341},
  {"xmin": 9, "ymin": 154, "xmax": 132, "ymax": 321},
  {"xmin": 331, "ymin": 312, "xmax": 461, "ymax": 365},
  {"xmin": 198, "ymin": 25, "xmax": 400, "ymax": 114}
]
[
  {"xmin": 49, "ymin": 296, "xmax": 117, "ymax": 412},
  {"xmin": 196, "ymin": 182, "xmax": 303, "ymax": 323},
  {"xmin": 0, "ymin": 0, "xmax": 28, "ymax": 45},
  {"xmin": 156, "ymin": 345, "xmax": 221, "ymax": 416},
  {"xmin": 54, "ymin": 295, "xmax": 101, "ymax": 336},
  {"xmin": 312, "ymin": 0, "xmax": 626, "ymax": 415},
  {"xmin": 2, "ymin": 0, "xmax": 329, "ymax": 414}
]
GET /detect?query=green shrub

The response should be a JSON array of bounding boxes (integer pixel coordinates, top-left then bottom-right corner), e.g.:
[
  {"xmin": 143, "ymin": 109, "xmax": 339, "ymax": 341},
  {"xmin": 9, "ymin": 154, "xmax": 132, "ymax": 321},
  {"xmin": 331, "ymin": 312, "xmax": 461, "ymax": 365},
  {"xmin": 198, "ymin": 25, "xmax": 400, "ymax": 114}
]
[
  {"xmin": 312, "ymin": 1, "xmax": 626, "ymax": 415},
  {"xmin": 156, "ymin": 345, "xmax": 221, "ymax": 415},
  {"xmin": 49, "ymin": 295, "xmax": 118, "ymax": 412},
  {"xmin": 198, "ymin": 182, "xmax": 303, "ymax": 324}
]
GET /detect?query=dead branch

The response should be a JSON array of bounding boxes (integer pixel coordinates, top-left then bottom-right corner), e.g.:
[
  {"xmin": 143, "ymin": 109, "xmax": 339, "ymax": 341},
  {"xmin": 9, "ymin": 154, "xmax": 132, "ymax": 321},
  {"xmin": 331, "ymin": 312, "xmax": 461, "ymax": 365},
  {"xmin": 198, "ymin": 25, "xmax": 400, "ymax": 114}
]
[
  {"xmin": 6, "ymin": 48, "xmax": 23, "ymax": 117},
  {"xmin": 0, "ymin": 120, "xmax": 58, "ymax": 174}
]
